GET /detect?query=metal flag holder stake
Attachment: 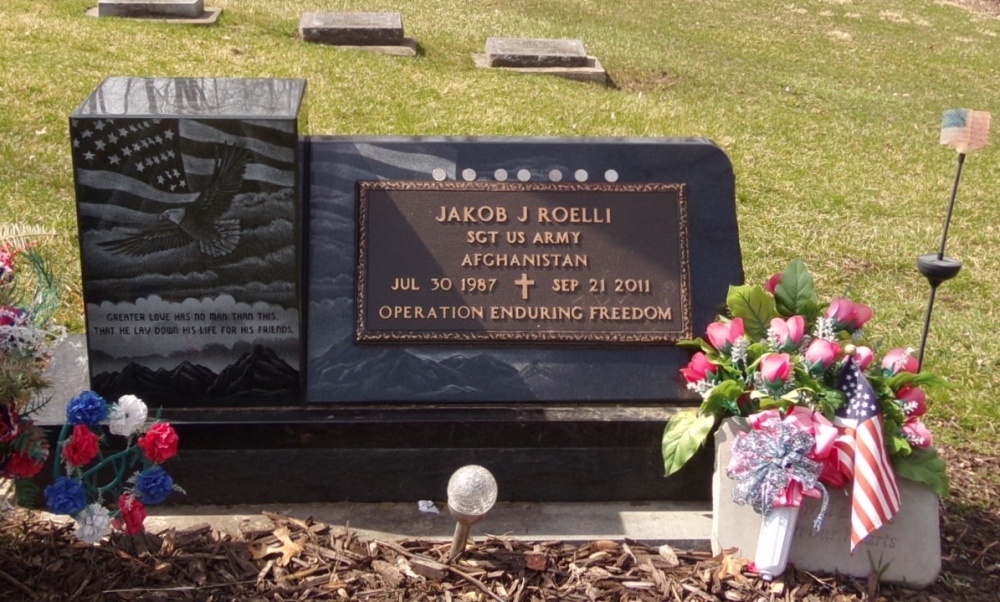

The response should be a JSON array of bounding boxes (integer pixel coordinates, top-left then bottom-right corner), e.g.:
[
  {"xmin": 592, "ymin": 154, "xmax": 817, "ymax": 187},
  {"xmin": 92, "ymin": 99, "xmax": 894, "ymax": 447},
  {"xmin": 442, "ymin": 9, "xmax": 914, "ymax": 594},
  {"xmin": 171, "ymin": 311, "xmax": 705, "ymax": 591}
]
[
  {"xmin": 446, "ymin": 465, "xmax": 498, "ymax": 563},
  {"xmin": 917, "ymin": 109, "xmax": 991, "ymax": 371}
]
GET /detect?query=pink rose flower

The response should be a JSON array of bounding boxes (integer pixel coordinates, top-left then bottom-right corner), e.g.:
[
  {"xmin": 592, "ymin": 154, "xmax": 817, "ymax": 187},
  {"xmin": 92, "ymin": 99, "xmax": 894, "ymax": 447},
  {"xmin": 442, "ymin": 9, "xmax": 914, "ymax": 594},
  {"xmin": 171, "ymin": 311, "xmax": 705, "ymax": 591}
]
[
  {"xmin": 680, "ymin": 352, "xmax": 717, "ymax": 384},
  {"xmin": 769, "ymin": 316, "xmax": 805, "ymax": 351},
  {"xmin": 854, "ymin": 346, "xmax": 874, "ymax": 371},
  {"xmin": 764, "ymin": 273, "xmax": 782, "ymax": 294},
  {"xmin": 897, "ymin": 385, "xmax": 927, "ymax": 418},
  {"xmin": 760, "ymin": 353, "xmax": 792, "ymax": 390},
  {"xmin": 902, "ymin": 419, "xmax": 934, "ymax": 448},
  {"xmin": 825, "ymin": 299, "xmax": 873, "ymax": 331},
  {"xmin": 882, "ymin": 348, "xmax": 918, "ymax": 376},
  {"xmin": 706, "ymin": 318, "xmax": 744, "ymax": 353},
  {"xmin": 804, "ymin": 339, "xmax": 840, "ymax": 373}
]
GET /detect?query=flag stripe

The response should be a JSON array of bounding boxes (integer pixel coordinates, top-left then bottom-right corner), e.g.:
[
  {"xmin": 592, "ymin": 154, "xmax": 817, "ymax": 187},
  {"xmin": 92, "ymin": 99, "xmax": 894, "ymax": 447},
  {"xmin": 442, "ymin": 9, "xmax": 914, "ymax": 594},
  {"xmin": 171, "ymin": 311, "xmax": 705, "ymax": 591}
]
[{"xmin": 835, "ymin": 357, "xmax": 901, "ymax": 553}]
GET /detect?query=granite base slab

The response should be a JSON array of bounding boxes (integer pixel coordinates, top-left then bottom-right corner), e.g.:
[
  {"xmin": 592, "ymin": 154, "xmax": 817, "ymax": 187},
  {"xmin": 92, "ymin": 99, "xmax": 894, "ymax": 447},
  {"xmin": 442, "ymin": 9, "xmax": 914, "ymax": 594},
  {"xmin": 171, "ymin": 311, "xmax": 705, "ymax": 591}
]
[
  {"xmin": 472, "ymin": 54, "xmax": 608, "ymax": 83},
  {"xmin": 308, "ymin": 38, "xmax": 419, "ymax": 57},
  {"xmin": 86, "ymin": 5, "xmax": 221, "ymax": 24},
  {"xmin": 35, "ymin": 335, "xmax": 712, "ymax": 504}
]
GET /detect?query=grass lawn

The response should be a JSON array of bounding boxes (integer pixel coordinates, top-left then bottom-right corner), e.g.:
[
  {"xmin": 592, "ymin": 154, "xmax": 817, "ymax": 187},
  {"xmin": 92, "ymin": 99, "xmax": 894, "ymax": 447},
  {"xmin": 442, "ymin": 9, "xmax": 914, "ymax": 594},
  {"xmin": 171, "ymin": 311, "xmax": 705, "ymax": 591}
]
[{"xmin": 1, "ymin": 0, "xmax": 998, "ymax": 451}]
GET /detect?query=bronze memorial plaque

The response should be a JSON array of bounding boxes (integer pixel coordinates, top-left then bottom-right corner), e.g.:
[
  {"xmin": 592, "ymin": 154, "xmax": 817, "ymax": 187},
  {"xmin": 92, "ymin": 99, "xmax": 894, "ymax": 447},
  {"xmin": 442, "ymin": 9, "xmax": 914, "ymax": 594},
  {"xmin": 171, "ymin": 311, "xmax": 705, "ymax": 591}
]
[{"xmin": 356, "ymin": 181, "xmax": 692, "ymax": 343}]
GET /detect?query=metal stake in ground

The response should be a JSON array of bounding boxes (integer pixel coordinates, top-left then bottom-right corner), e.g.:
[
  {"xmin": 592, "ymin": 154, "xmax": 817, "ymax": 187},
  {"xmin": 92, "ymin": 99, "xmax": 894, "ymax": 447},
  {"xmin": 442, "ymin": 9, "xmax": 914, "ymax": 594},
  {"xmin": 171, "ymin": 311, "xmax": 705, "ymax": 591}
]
[
  {"xmin": 917, "ymin": 109, "xmax": 990, "ymax": 371},
  {"xmin": 447, "ymin": 465, "xmax": 498, "ymax": 563}
]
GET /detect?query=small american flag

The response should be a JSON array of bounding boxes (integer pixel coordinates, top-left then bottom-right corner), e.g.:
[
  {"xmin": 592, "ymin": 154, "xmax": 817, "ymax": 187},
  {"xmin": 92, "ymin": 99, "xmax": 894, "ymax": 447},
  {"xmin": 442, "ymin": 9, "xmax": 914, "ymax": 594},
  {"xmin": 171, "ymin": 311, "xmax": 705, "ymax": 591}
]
[
  {"xmin": 834, "ymin": 357, "xmax": 901, "ymax": 553},
  {"xmin": 940, "ymin": 109, "xmax": 991, "ymax": 154}
]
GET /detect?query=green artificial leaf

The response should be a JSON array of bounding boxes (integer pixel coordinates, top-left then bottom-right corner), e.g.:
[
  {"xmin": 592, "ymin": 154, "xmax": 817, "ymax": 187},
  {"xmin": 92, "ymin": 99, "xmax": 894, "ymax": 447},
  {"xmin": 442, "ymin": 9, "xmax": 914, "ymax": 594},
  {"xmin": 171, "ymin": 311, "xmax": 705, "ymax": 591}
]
[
  {"xmin": 757, "ymin": 396, "xmax": 781, "ymax": 410},
  {"xmin": 893, "ymin": 446, "xmax": 949, "ymax": 497},
  {"xmin": 774, "ymin": 258, "xmax": 819, "ymax": 318},
  {"xmin": 662, "ymin": 411, "xmax": 716, "ymax": 477},
  {"xmin": 676, "ymin": 337, "xmax": 712, "ymax": 352},
  {"xmin": 726, "ymin": 285, "xmax": 778, "ymax": 341},
  {"xmin": 885, "ymin": 432, "xmax": 912, "ymax": 456},
  {"xmin": 885, "ymin": 372, "xmax": 948, "ymax": 391},
  {"xmin": 13, "ymin": 478, "xmax": 42, "ymax": 509},
  {"xmin": 702, "ymin": 380, "xmax": 746, "ymax": 417}
]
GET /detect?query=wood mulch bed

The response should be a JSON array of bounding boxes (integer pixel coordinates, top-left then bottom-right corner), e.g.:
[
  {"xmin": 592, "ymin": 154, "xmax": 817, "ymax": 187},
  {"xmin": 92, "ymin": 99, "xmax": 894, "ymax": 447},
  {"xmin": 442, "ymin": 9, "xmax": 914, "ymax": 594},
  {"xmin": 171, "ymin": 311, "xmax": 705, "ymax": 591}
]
[{"xmin": 1, "ymin": 446, "xmax": 998, "ymax": 601}]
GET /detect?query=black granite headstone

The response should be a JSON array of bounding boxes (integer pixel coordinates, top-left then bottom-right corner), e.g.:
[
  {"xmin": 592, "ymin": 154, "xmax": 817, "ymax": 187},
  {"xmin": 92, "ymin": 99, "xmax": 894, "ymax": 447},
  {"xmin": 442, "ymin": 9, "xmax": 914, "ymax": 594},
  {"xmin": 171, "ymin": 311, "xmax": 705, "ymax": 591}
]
[
  {"xmin": 70, "ymin": 77, "xmax": 306, "ymax": 407},
  {"xmin": 63, "ymin": 78, "xmax": 742, "ymax": 502}
]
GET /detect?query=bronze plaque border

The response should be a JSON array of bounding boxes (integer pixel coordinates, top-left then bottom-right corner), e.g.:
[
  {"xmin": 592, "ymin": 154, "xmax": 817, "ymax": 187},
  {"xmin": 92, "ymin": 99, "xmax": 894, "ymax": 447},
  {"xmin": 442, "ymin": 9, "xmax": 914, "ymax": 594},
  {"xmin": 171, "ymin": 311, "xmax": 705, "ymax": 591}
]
[{"xmin": 356, "ymin": 180, "xmax": 693, "ymax": 344}]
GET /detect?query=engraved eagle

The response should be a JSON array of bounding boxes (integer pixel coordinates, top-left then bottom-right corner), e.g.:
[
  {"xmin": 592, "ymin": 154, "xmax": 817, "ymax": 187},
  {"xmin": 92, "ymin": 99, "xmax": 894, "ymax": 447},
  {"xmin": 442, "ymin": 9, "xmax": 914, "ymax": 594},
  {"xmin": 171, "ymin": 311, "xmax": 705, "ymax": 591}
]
[{"xmin": 98, "ymin": 143, "xmax": 253, "ymax": 258}]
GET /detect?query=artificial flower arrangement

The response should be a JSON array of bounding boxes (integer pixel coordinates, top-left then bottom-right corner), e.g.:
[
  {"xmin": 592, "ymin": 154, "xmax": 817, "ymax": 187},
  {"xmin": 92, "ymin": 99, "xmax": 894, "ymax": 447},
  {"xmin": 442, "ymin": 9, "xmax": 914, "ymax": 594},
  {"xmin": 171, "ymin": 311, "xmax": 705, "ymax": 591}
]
[
  {"xmin": 44, "ymin": 391, "xmax": 183, "ymax": 544},
  {"xmin": 0, "ymin": 225, "xmax": 64, "ymax": 504},
  {"xmin": 661, "ymin": 258, "xmax": 948, "ymax": 575}
]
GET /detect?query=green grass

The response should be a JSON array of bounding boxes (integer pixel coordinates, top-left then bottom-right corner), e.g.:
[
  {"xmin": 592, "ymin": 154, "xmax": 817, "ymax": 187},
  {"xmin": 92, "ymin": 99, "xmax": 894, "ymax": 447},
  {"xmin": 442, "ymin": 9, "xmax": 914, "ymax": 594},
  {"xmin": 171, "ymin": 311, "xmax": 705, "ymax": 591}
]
[{"xmin": 2, "ymin": 0, "xmax": 999, "ymax": 451}]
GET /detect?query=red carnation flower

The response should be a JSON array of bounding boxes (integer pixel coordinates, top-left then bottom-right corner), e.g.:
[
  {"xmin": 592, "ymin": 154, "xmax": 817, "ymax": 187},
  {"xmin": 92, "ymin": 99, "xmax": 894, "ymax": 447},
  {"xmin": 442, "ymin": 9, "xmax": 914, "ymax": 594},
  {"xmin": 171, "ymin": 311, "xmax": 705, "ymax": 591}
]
[
  {"xmin": 62, "ymin": 424, "xmax": 100, "ymax": 467},
  {"xmin": 4, "ymin": 451, "xmax": 45, "ymax": 478},
  {"xmin": 138, "ymin": 423, "xmax": 179, "ymax": 464},
  {"xmin": 117, "ymin": 494, "xmax": 147, "ymax": 535}
]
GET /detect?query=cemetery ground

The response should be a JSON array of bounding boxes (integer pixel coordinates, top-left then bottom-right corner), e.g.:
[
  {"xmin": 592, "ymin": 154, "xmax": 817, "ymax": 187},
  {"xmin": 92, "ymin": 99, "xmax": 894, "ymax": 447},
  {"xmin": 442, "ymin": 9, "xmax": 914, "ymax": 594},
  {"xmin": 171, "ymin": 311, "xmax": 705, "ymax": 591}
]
[
  {"xmin": 2, "ymin": 0, "xmax": 1000, "ymax": 600},
  {"xmin": 0, "ymin": 443, "xmax": 997, "ymax": 600},
  {"xmin": 4, "ymin": 0, "xmax": 1000, "ymax": 451}
]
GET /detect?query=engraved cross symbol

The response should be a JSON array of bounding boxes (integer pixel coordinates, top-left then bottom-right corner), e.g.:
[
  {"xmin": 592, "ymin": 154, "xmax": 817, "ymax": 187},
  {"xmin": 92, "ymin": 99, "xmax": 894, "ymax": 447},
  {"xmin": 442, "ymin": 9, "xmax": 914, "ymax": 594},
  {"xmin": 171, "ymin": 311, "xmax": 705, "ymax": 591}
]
[{"xmin": 514, "ymin": 273, "xmax": 536, "ymax": 301}]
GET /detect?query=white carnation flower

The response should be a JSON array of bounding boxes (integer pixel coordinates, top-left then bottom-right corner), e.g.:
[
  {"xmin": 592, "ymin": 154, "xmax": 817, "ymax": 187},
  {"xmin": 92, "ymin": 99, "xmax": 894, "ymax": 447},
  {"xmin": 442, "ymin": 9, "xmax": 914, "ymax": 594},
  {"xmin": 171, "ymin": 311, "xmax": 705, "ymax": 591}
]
[
  {"xmin": 75, "ymin": 503, "xmax": 112, "ymax": 545},
  {"xmin": 107, "ymin": 394, "xmax": 148, "ymax": 437}
]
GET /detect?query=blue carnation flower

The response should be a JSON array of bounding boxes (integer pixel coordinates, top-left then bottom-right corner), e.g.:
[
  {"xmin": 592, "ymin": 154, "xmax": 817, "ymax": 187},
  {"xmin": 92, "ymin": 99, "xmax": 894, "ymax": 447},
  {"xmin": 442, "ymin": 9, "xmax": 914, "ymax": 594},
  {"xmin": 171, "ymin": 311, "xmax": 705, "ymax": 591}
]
[
  {"xmin": 44, "ymin": 476, "xmax": 88, "ymax": 516},
  {"xmin": 134, "ymin": 466, "xmax": 174, "ymax": 505},
  {"xmin": 66, "ymin": 391, "xmax": 109, "ymax": 426}
]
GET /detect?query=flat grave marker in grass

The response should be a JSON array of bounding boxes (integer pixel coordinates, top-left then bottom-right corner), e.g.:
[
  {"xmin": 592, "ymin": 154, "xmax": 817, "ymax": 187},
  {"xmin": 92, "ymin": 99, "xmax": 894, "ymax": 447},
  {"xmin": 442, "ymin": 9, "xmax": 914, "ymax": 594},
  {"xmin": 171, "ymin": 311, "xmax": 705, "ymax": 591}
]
[
  {"xmin": 91, "ymin": 0, "xmax": 221, "ymax": 23},
  {"xmin": 300, "ymin": 12, "xmax": 417, "ymax": 56},
  {"xmin": 473, "ymin": 37, "xmax": 607, "ymax": 83}
]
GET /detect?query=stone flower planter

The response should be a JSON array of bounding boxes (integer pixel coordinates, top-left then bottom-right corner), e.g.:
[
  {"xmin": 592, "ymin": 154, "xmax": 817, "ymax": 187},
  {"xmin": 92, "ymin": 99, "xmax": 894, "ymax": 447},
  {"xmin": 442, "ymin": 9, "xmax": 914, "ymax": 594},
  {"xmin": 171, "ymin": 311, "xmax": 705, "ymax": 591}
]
[{"xmin": 711, "ymin": 418, "xmax": 941, "ymax": 588}]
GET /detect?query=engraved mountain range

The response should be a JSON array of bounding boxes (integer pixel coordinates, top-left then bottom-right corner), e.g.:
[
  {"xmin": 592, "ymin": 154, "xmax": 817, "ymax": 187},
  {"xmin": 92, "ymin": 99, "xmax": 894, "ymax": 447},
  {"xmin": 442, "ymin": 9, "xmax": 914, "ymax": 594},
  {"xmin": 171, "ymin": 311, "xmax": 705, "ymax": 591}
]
[
  {"xmin": 308, "ymin": 337, "xmax": 538, "ymax": 402},
  {"xmin": 91, "ymin": 345, "xmax": 298, "ymax": 403}
]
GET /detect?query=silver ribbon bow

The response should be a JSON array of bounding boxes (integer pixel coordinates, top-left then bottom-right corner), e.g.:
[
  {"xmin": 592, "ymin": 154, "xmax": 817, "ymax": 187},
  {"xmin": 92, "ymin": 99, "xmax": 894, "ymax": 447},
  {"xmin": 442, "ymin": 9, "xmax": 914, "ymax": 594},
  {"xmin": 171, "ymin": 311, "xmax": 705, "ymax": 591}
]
[{"xmin": 727, "ymin": 417, "xmax": 829, "ymax": 532}]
